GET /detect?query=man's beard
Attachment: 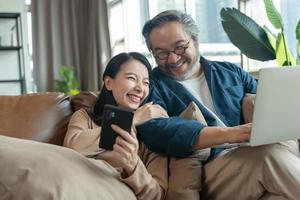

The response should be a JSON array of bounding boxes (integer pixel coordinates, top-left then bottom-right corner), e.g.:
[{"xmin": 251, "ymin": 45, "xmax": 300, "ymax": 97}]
[{"xmin": 162, "ymin": 52, "xmax": 201, "ymax": 81}]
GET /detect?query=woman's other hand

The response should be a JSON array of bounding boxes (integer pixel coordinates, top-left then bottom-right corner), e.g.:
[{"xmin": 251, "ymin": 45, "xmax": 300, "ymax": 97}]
[
  {"xmin": 97, "ymin": 124, "xmax": 139, "ymax": 176},
  {"xmin": 133, "ymin": 102, "xmax": 169, "ymax": 126}
]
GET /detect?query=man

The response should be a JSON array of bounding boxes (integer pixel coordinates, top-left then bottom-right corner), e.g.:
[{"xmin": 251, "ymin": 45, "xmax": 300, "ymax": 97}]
[{"xmin": 137, "ymin": 10, "xmax": 300, "ymax": 199}]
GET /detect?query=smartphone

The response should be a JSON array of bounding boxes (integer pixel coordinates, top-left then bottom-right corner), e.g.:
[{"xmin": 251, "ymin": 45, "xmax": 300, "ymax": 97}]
[{"xmin": 99, "ymin": 104, "xmax": 134, "ymax": 150}]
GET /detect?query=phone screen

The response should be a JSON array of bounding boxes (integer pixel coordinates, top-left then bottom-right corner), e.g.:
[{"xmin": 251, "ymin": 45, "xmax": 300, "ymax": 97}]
[{"xmin": 99, "ymin": 104, "xmax": 134, "ymax": 150}]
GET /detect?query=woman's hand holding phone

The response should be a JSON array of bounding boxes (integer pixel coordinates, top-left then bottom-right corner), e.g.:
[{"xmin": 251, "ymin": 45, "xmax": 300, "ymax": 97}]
[{"xmin": 97, "ymin": 124, "xmax": 139, "ymax": 176}]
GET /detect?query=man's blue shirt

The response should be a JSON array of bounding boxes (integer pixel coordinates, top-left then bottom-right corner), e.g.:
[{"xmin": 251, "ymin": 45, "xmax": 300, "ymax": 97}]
[{"xmin": 137, "ymin": 56, "xmax": 257, "ymax": 158}]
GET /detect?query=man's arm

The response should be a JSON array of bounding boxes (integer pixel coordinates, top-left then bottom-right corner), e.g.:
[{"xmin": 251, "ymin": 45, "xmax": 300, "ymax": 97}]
[
  {"xmin": 138, "ymin": 118, "xmax": 251, "ymax": 158},
  {"xmin": 137, "ymin": 117, "xmax": 205, "ymax": 158}
]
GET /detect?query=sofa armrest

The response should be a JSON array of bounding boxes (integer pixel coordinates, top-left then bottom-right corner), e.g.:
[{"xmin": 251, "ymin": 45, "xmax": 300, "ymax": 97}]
[
  {"xmin": 242, "ymin": 93, "xmax": 256, "ymax": 123},
  {"xmin": 0, "ymin": 92, "xmax": 72, "ymax": 145}
]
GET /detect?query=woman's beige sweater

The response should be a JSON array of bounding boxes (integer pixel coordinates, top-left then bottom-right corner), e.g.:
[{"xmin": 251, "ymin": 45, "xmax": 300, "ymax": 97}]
[{"xmin": 64, "ymin": 108, "xmax": 168, "ymax": 200}]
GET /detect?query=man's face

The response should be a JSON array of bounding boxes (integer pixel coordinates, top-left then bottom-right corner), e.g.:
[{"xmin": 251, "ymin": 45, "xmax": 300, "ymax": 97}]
[{"xmin": 149, "ymin": 21, "xmax": 201, "ymax": 81}]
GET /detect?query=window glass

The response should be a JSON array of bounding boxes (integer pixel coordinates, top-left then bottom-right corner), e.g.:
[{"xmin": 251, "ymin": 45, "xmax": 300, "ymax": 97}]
[
  {"xmin": 108, "ymin": 1, "xmax": 125, "ymax": 56},
  {"xmin": 196, "ymin": 0, "xmax": 236, "ymax": 43},
  {"xmin": 195, "ymin": 0, "xmax": 240, "ymax": 65},
  {"xmin": 281, "ymin": 0, "xmax": 300, "ymax": 57},
  {"xmin": 149, "ymin": 0, "xmax": 185, "ymax": 18}
]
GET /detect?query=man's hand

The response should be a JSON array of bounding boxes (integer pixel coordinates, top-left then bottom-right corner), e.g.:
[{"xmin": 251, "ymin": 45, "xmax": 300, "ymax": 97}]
[
  {"xmin": 133, "ymin": 102, "xmax": 169, "ymax": 126},
  {"xmin": 227, "ymin": 123, "xmax": 251, "ymax": 143},
  {"xmin": 193, "ymin": 123, "xmax": 252, "ymax": 150}
]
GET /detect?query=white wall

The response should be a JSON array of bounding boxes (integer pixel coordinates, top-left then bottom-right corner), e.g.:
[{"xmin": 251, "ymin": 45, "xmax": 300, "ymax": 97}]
[{"xmin": 0, "ymin": 0, "xmax": 23, "ymax": 11}]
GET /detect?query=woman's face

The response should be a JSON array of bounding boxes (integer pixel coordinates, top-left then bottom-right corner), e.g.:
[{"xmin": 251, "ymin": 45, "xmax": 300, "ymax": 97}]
[{"xmin": 104, "ymin": 59, "xmax": 150, "ymax": 110}]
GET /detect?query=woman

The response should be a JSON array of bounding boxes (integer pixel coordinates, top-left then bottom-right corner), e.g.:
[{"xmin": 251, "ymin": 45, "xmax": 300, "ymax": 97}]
[{"xmin": 64, "ymin": 52, "xmax": 168, "ymax": 200}]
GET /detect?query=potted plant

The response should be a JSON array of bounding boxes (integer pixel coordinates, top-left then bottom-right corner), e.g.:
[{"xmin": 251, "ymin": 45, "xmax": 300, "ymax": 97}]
[
  {"xmin": 221, "ymin": 0, "xmax": 300, "ymax": 66},
  {"xmin": 54, "ymin": 66, "xmax": 80, "ymax": 96}
]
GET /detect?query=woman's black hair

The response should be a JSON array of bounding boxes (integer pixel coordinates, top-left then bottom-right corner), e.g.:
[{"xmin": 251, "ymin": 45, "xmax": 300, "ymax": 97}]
[{"xmin": 89, "ymin": 52, "xmax": 152, "ymax": 126}]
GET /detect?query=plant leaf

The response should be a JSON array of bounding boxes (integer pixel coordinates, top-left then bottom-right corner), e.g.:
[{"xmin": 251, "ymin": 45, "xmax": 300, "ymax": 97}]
[
  {"xmin": 296, "ymin": 20, "xmax": 300, "ymax": 40},
  {"xmin": 296, "ymin": 20, "xmax": 300, "ymax": 60},
  {"xmin": 55, "ymin": 66, "xmax": 81, "ymax": 95},
  {"xmin": 275, "ymin": 33, "xmax": 296, "ymax": 66},
  {"xmin": 70, "ymin": 89, "xmax": 80, "ymax": 96},
  {"xmin": 221, "ymin": 7, "xmax": 276, "ymax": 61},
  {"xmin": 263, "ymin": 0, "xmax": 284, "ymax": 29},
  {"xmin": 263, "ymin": 25, "xmax": 277, "ymax": 50}
]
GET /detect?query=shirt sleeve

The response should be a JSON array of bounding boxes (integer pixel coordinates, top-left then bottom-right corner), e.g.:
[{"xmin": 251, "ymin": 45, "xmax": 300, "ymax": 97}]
[
  {"xmin": 138, "ymin": 117, "xmax": 205, "ymax": 158},
  {"xmin": 63, "ymin": 109, "xmax": 103, "ymax": 156},
  {"xmin": 120, "ymin": 143, "xmax": 168, "ymax": 200},
  {"xmin": 238, "ymin": 65, "xmax": 257, "ymax": 93}
]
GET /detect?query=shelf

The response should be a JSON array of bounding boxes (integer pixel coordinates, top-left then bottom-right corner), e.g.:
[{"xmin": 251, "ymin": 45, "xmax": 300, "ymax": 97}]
[
  {"xmin": 0, "ymin": 12, "xmax": 26, "ymax": 94},
  {"xmin": 0, "ymin": 13, "xmax": 20, "ymax": 18},
  {"xmin": 0, "ymin": 79, "xmax": 22, "ymax": 83},
  {"xmin": 0, "ymin": 46, "xmax": 22, "ymax": 50}
]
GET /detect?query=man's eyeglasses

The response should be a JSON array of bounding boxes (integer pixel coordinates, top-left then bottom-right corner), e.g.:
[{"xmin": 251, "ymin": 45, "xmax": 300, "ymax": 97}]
[{"xmin": 153, "ymin": 41, "xmax": 190, "ymax": 60}]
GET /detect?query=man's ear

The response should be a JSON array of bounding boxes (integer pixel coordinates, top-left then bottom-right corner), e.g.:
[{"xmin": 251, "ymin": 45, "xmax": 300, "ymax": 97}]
[
  {"xmin": 192, "ymin": 38, "xmax": 199, "ymax": 49},
  {"xmin": 103, "ymin": 76, "xmax": 113, "ymax": 91}
]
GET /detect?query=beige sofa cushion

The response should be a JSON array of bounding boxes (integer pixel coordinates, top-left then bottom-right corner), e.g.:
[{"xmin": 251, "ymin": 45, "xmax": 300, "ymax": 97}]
[
  {"xmin": 167, "ymin": 102, "xmax": 209, "ymax": 200},
  {"xmin": 242, "ymin": 93, "xmax": 256, "ymax": 123},
  {"xmin": 0, "ymin": 135, "xmax": 136, "ymax": 200}
]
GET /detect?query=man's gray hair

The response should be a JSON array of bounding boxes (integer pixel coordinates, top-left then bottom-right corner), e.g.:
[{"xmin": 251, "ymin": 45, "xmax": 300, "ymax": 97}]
[{"xmin": 142, "ymin": 10, "xmax": 199, "ymax": 51}]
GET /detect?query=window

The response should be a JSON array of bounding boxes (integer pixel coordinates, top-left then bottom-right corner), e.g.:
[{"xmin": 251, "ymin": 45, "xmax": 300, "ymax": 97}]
[
  {"xmin": 107, "ymin": 0, "xmax": 125, "ymax": 56},
  {"xmin": 147, "ymin": 0, "xmax": 240, "ymax": 64},
  {"xmin": 107, "ymin": 0, "xmax": 300, "ymax": 71},
  {"xmin": 241, "ymin": 0, "xmax": 300, "ymax": 72},
  {"xmin": 114, "ymin": 0, "xmax": 241, "ymax": 66},
  {"xmin": 194, "ymin": 0, "xmax": 240, "ymax": 65},
  {"xmin": 24, "ymin": 0, "xmax": 36, "ymax": 92}
]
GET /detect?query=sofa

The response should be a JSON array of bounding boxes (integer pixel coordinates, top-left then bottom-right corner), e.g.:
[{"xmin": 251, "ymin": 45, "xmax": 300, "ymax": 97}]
[
  {"xmin": 0, "ymin": 92, "xmax": 141, "ymax": 200},
  {"xmin": 0, "ymin": 91, "xmax": 256, "ymax": 200}
]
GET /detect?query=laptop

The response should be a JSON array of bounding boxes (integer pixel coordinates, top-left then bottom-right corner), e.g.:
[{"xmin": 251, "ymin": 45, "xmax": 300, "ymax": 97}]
[{"xmin": 215, "ymin": 66, "xmax": 300, "ymax": 148}]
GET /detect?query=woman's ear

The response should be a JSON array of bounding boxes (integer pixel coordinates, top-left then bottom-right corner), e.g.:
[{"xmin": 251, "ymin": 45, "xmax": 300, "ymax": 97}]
[{"xmin": 104, "ymin": 76, "xmax": 113, "ymax": 91}]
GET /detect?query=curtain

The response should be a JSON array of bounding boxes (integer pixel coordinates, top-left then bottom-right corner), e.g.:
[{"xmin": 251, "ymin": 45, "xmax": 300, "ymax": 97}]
[{"xmin": 31, "ymin": 0, "xmax": 111, "ymax": 92}]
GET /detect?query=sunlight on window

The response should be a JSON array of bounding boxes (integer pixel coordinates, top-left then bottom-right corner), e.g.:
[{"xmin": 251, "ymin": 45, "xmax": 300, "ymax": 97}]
[
  {"xmin": 24, "ymin": 0, "xmax": 36, "ymax": 92},
  {"xmin": 25, "ymin": 0, "xmax": 31, "ymax": 5},
  {"xmin": 108, "ymin": 2, "xmax": 125, "ymax": 56}
]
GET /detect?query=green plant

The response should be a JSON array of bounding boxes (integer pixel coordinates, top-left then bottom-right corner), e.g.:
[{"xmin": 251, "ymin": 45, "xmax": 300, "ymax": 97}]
[
  {"xmin": 55, "ymin": 66, "xmax": 80, "ymax": 96},
  {"xmin": 221, "ymin": 0, "xmax": 300, "ymax": 66}
]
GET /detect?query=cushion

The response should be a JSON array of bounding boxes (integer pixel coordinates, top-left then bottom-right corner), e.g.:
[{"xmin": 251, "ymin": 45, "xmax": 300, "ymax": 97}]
[
  {"xmin": 166, "ymin": 102, "xmax": 209, "ymax": 200},
  {"xmin": 0, "ymin": 135, "xmax": 137, "ymax": 200},
  {"xmin": 71, "ymin": 91, "xmax": 99, "ymax": 112},
  {"xmin": 0, "ymin": 92, "xmax": 72, "ymax": 145},
  {"xmin": 179, "ymin": 101, "xmax": 207, "ymax": 125},
  {"xmin": 242, "ymin": 93, "xmax": 256, "ymax": 123}
]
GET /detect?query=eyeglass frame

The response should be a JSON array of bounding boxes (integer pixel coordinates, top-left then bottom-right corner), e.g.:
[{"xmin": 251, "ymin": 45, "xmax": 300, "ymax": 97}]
[{"xmin": 152, "ymin": 40, "xmax": 190, "ymax": 60}]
